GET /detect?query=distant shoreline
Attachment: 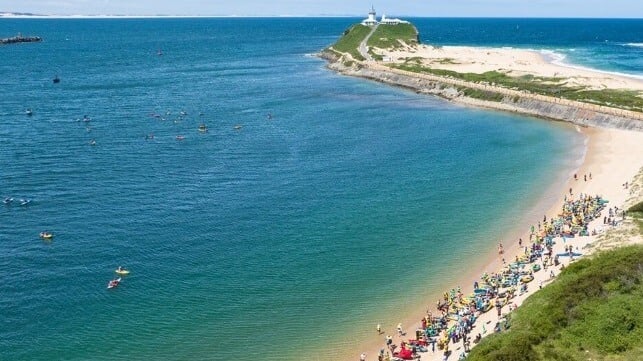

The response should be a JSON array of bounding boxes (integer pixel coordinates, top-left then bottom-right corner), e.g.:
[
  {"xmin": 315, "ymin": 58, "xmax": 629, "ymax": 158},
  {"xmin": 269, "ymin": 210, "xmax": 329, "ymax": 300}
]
[{"xmin": 0, "ymin": 14, "xmax": 360, "ymax": 19}]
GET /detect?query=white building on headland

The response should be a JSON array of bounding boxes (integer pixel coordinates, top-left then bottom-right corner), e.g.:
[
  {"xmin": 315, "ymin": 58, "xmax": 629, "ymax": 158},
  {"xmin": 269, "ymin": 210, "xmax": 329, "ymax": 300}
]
[
  {"xmin": 379, "ymin": 14, "xmax": 409, "ymax": 25},
  {"xmin": 361, "ymin": 6, "xmax": 378, "ymax": 26},
  {"xmin": 361, "ymin": 6, "xmax": 409, "ymax": 26}
]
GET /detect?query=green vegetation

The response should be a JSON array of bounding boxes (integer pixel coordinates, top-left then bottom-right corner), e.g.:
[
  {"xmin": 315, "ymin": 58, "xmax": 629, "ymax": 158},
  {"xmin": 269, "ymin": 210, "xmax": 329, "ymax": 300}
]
[
  {"xmin": 436, "ymin": 58, "xmax": 458, "ymax": 65},
  {"xmin": 630, "ymin": 201, "xmax": 643, "ymax": 213},
  {"xmin": 326, "ymin": 21, "xmax": 642, "ymax": 113},
  {"xmin": 629, "ymin": 201, "xmax": 643, "ymax": 233},
  {"xmin": 368, "ymin": 48, "xmax": 383, "ymax": 61},
  {"xmin": 467, "ymin": 245, "xmax": 643, "ymax": 361},
  {"xmin": 461, "ymin": 88, "xmax": 505, "ymax": 102},
  {"xmin": 392, "ymin": 62, "xmax": 643, "ymax": 112},
  {"xmin": 327, "ymin": 24, "xmax": 370, "ymax": 61},
  {"xmin": 366, "ymin": 23, "xmax": 419, "ymax": 50}
]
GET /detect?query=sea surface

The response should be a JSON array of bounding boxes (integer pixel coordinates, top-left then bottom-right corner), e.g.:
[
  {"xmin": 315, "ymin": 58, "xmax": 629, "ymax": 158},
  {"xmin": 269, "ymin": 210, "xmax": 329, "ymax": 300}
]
[{"xmin": 0, "ymin": 18, "xmax": 638, "ymax": 361}]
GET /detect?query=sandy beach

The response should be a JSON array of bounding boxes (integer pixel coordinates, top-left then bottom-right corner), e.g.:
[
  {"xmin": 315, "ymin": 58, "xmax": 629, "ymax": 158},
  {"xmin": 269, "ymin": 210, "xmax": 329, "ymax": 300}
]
[
  {"xmin": 356, "ymin": 125, "xmax": 643, "ymax": 361},
  {"xmin": 347, "ymin": 42, "xmax": 643, "ymax": 361},
  {"xmin": 381, "ymin": 45, "xmax": 643, "ymax": 91},
  {"xmin": 321, "ymin": 33, "xmax": 643, "ymax": 360}
]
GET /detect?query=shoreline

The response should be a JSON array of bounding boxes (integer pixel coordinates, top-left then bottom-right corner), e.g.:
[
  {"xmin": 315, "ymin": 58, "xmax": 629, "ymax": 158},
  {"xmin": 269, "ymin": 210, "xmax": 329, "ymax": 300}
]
[
  {"xmin": 319, "ymin": 39, "xmax": 643, "ymax": 131},
  {"xmin": 538, "ymin": 49, "xmax": 643, "ymax": 82},
  {"xmin": 318, "ymin": 44, "xmax": 643, "ymax": 360},
  {"xmin": 320, "ymin": 53, "xmax": 643, "ymax": 131},
  {"xmin": 355, "ymin": 126, "xmax": 643, "ymax": 361}
]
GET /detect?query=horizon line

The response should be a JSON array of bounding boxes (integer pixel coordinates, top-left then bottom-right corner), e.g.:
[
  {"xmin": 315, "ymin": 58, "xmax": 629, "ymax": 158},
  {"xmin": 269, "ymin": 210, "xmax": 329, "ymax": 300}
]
[{"xmin": 1, "ymin": 12, "xmax": 642, "ymax": 19}]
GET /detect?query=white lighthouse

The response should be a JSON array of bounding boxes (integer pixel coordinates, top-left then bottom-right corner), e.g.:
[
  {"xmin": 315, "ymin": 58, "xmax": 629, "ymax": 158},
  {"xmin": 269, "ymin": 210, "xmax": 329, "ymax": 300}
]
[{"xmin": 361, "ymin": 6, "xmax": 378, "ymax": 26}]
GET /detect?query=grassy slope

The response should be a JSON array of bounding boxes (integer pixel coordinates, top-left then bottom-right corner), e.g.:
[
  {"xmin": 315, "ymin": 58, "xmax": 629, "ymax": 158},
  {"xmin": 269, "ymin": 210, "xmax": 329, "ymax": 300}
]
[
  {"xmin": 366, "ymin": 23, "xmax": 418, "ymax": 50},
  {"xmin": 467, "ymin": 243, "xmax": 643, "ymax": 361},
  {"xmin": 327, "ymin": 24, "xmax": 371, "ymax": 61}
]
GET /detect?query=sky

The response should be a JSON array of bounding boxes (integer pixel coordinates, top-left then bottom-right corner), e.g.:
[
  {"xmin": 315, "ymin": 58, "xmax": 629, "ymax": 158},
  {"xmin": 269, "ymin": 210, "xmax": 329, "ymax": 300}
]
[{"xmin": 1, "ymin": 0, "xmax": 642, "ymax": 18}]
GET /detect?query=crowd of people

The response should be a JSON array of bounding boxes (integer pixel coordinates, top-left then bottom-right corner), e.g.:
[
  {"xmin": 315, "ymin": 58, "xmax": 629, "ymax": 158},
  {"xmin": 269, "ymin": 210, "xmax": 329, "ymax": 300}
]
[{"xmin": 368, "ymin": 184, "xmax": 614, "ymax": 361}]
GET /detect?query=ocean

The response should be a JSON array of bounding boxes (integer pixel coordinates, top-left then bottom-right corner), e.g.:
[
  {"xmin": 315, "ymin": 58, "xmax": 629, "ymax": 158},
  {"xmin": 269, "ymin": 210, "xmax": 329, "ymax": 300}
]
[{"xmin": 0, "ymin": 18, "xmax": 639, "ymax": 360}]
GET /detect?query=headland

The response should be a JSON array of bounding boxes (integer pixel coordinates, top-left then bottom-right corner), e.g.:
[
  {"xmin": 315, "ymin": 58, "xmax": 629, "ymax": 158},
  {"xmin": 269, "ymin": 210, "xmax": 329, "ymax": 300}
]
[
  {"xmin": 320, "ymin": 16, "xmax": 643, "ymax": 131},
  {"xmin": 320, "ymin": 11, "xmax": 643, "ymax": 361}
]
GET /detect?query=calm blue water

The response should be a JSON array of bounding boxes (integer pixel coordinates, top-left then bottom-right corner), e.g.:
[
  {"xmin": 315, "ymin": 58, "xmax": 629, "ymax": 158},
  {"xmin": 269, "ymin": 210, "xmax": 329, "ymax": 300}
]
[{"xmin": 0, "ymin": 18, "xmax": 633, "ymax": 360}]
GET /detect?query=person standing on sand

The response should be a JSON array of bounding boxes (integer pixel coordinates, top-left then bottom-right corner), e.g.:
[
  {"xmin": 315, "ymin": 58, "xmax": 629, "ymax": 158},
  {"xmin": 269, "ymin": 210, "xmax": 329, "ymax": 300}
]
[
  {"xmin": 360, "ymin": 352, "xmax": 367, "ymax": 361},
  {"xmin": 377, "ymin": 323, "xmax": 382, "ymax": 334},
  {"xmin": 397, "ymin": 323, "xmax": 403, "ymax": 336}
]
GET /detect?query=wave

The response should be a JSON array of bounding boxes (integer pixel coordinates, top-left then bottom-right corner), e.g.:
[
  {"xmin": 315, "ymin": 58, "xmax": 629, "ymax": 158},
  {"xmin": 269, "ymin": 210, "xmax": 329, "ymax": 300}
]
[
  {"xmin": 537, "ymin": 49, "xmax": 643, "ymax": 81},
  {"xmin": 623, "ymin": 42, "xmax": 643, "ymax": 48}
]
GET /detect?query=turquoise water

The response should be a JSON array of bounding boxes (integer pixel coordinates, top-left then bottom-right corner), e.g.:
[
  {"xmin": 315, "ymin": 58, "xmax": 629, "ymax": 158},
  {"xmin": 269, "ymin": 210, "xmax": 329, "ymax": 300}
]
[{"xmin": 0, "ymin": 18, "xmax": 629, "ymax": 360}]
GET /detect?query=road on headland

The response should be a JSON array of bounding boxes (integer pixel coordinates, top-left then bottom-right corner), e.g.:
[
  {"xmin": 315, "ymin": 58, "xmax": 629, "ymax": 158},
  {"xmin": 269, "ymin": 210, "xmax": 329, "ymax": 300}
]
[{"xmin": 358, "ymin": 24, "xmax": 378, "ymax": 61}]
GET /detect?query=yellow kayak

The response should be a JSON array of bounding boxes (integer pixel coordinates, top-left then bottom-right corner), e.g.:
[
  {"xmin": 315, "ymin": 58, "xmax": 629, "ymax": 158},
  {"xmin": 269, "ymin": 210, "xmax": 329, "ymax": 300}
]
[{"xmin": 115, "ymin": 269, "xmax": 130, "ymax": 275}]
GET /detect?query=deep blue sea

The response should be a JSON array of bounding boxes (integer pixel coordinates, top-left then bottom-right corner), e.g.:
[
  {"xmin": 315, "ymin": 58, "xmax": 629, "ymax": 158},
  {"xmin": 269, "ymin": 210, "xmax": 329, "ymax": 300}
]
[{"xmin": 0, "ymin": 18, "xmax": 639, "ymax": 361}]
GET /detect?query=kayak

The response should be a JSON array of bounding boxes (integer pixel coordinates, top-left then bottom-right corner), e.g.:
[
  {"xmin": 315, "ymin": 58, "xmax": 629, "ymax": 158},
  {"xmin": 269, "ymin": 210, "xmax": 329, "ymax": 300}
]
[
  {"xmin": 107, "ymin": 277, "xmax": 122, "ymax": 289},
  {"xmin": 39, "ymin": 232, "xmax": 53, "ymax": 240},
  {"xmin": 115, "ymin": 269, "xmax": 130, "ymax": 275}
]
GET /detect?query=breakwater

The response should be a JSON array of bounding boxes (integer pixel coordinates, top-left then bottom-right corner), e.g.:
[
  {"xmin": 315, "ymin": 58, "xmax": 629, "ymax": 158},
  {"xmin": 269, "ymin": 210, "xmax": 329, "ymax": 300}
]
[
  {"xmin": 1, "ymin": 34, "xmax": 42, "ymax": 45},
  {"xmin": 321, "ymin": 51, "xmax": 643, "ymax": 132}
]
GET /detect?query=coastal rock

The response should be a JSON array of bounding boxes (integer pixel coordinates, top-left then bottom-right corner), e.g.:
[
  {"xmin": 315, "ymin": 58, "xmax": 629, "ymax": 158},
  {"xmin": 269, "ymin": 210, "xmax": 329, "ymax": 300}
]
[{"xmin": 321, "ymin": 50, "xmax": 643, "ymax": 132}]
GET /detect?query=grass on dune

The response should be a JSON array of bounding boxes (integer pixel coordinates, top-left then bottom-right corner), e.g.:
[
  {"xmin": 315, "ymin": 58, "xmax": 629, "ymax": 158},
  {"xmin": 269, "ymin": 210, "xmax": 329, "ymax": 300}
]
[
  {"xmin": 392, "ymin": 62, "xmax": 643, "ymax": 112},
  {"xmin": 466, "ymin": 243, "xmax": 643, "ymax": 361}
]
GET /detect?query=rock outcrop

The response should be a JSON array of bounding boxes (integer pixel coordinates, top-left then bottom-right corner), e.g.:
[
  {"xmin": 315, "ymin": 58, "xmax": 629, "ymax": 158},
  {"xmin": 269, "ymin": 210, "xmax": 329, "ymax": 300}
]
[{"xmin": 321, "ymin": 50, "xmax": 643, "ymax": 132}]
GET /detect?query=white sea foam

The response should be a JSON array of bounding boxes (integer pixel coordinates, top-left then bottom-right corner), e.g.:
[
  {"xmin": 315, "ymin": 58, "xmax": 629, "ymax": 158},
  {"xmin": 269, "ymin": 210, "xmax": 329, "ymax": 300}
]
[
  {"xmin": 623, "ymin": 42, "xmax": 643, "ymax": 48},
  {"xmin": 538, "ymin": 49, "xmax": 643, "ymax": 81}
]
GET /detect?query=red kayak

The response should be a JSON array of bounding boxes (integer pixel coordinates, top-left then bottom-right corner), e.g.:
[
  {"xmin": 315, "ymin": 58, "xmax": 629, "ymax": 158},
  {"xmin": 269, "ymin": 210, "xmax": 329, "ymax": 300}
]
[{"xmin": 107, "ymin": 277, "xmax": 122, "ymax": 289}]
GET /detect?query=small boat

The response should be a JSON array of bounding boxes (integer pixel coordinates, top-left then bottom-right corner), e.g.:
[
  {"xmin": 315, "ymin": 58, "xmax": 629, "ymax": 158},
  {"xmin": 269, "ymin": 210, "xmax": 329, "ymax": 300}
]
[
  {"xmin": 234, "ymin": 125, "xmax": 243, "ymax": 130},
  {"xmin": 89, "ymin": 139, "xmax": 97, "ymax": 146},
  {"xmin": 26, "ymin": 109, "xmax": 33, "ymax": 116},
  {"xmin": 107, "ymin": 277, "xmax": 122, "ymax": 289},
  {"xmin": 115, "ymin": 267, "xmax": 130, "ymax": 275},
  {"xmin": 53, "ymin": 75, "xmax": 60, "ymax": 84},
  {"xmin": 198, "ymin": 124, "xmax": 208, "ymax": 133},
  {"xmin": 39, "ymin": 231, "xmax": 53, "ymax": 240},
  {"xmin": 176, "ymin": 135, "xmax": 185, "ymax": 141},
  {"xmin": 19, "ymin": 199, "xmax": 31, "ymax": 206},
  {"xmin": 3, "ymin": 197, "xmax": 13, "ymax": 205}
]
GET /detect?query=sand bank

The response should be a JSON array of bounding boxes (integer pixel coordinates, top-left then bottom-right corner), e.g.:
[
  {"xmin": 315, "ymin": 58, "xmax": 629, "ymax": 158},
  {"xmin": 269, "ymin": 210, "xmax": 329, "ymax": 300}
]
[
  {"xmin": 355, "ymin": 126, "xmax": 643, "ymax": 361},
  {"xmin": 382, "ymin": 45, "xmax": 643, "ymax": 91}
]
